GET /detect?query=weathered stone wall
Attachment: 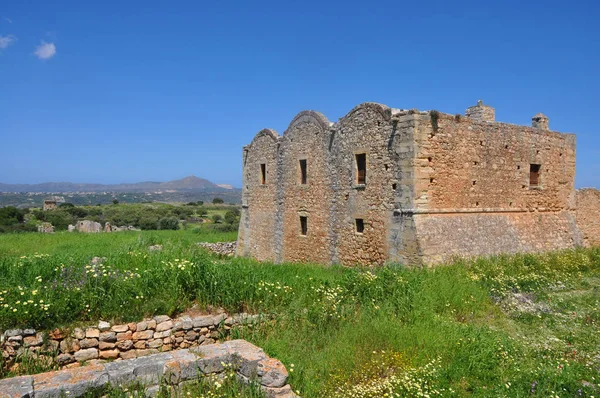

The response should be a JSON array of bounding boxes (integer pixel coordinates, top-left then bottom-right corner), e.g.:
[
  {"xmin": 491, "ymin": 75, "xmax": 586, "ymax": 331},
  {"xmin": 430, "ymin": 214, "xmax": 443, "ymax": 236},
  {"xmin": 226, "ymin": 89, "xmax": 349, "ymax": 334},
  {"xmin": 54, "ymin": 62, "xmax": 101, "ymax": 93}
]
[
  {"xmin": 577, "ymin": 188, "xmax": 600, "ymax": 247},
  {"xmin": 1, "ymin": 312, "xmax": 261, "ymax": 370},
  {"xmin": 0, "ymin": 340, "xmax": 296, "ymax": 398},
  {"xmin": 413, "ymin": 112, "xmax": 576, "ymax": 211},
  {"xmin": 279, "ymin": 112, "xmax": 333, "ymax": 264},
  {"xmin": 329, "ymin": 104, "xmax": 398, "ymax": 266},
  {"xmin": 238, "ymin": 102, "xmax": 587, "ymax": 266},
  {"xmin": 408, "ymin": 111, "xmax": 581, "ymax": 265},
  {"xmin": 237, "ymin": 129, "xmax": 280, "ymax": 262}
]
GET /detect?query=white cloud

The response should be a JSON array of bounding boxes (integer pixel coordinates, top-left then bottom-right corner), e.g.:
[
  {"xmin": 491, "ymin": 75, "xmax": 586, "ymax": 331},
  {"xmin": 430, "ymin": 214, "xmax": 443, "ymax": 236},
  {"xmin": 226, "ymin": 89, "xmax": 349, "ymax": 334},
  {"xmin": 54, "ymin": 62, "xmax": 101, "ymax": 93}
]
[
  {"xmin": 0, "ymin": 34, "xmax": 16, "ymax": 49},
  {"xmin": 34, "ymin": 41, "xmax": 56, "ymax": 60},
  {"xmin": 3, "ymin": 17, "xmax": 12, "ymax": 24}
]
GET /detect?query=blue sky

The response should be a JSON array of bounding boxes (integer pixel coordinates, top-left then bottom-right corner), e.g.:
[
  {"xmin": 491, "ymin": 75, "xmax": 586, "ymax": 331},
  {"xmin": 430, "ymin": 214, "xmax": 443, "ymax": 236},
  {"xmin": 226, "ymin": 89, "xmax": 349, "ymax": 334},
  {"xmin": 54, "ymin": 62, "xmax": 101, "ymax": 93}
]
[{"xmin": 0, "ymin": 0, "xmax": 598, "ymax": 188}]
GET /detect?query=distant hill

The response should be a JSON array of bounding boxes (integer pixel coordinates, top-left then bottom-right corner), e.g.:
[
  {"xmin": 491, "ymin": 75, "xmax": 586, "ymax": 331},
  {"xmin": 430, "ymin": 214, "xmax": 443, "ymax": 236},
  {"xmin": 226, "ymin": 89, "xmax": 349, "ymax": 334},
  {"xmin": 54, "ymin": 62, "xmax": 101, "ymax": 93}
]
[{"xmin": 0, "ymin": 175, "xmax": 236, "ymax": 193}]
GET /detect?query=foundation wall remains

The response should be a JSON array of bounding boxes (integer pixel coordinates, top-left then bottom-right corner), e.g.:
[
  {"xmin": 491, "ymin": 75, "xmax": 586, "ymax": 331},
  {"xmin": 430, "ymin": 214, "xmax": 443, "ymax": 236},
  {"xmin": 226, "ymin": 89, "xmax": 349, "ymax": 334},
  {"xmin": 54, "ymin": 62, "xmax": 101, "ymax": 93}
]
[{"xmin": 0, "ymin": 340, "xmax": 296, "ymax": 398}]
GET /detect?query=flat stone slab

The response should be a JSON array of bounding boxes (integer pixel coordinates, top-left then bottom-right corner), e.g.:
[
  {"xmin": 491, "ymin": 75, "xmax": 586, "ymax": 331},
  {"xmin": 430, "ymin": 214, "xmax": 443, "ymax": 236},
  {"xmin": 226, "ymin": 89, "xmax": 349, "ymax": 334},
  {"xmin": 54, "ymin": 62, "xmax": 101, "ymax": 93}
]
[
  {"xmin": 33, "ymin": 364, "xmax": 108, "ymax": 398},
  {"xmin": 0, "ymin": 340, "xmax": 298, "ymax": 397},
  {"xmin": 0, "ymin": 375, "xmax": 33, "ymax": 398}
]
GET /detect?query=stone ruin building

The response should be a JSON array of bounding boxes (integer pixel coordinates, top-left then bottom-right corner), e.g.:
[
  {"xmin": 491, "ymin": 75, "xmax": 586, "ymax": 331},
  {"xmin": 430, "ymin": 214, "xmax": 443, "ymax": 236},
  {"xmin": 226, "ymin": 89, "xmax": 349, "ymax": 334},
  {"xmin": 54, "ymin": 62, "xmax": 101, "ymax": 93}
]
[
  {"xmin": 237, "ymin": 100, "xmax": 600, "ymax": 266},
  {"xmin": 42, "ymin": 199, "xmax": 57, "ymax": 211}
]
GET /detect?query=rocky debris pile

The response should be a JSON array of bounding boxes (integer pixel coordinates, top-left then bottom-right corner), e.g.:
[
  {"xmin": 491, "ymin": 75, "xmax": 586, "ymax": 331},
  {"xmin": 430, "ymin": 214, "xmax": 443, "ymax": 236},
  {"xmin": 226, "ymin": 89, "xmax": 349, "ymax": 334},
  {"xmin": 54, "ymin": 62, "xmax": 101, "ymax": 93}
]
[
  {"xmin": 0, "ymin": 340, "xmax": 297, "ymax": 398},
  {"xmin": 68, "ymin": 221, "xmax": 140, "ymax": 233},
  {"xmin": 110, "ymin": 224, "xmax": 140, "ymax": 232},
  {"xmin": 499, "ymin": 292, "xmax": 552, "ymax": 315},
  {"xmin": 197, "ymin": 241, "xmax": 237, "ymax": 256},
  {"xmin": 37, "ymin": 223, "xmax": 54, "ymax": 234},
  {"xmin": 70, "ymin": 220, "xmax": 102, "ymax": 233},
  {"xmin": 1, "ymin": 312, "xmax": 263, "ymax": 371}
]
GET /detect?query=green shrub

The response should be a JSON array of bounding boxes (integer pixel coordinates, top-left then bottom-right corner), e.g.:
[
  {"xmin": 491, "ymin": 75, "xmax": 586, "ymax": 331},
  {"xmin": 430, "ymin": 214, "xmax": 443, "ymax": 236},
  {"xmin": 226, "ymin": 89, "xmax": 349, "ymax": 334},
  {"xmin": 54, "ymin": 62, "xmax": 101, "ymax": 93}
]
[
  {"xmin": 64, "ymin": 206, "xmax": 88, "ymax": 218},
  {"xmin": 138, "ymin": 217, "xmax": 158, "ymax": 230},
  {"xmin": 0, "ymin": 206, "xmax": 25, "ymax": 226},
  {"xmin": 224, "ymin": 209, "xmax": 240, "ymax": 225},
  {"xmin": 158, "ymin": 217, "xmax": 179, "ymax": 230}
]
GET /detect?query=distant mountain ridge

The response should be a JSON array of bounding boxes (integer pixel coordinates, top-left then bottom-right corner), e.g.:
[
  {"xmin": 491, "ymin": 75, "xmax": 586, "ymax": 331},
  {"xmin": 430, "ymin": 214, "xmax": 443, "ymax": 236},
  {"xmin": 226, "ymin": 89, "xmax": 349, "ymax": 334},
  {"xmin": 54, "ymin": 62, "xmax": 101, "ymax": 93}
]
[{"xmin": 0, "ymin": 175, "xmax": 238, "ymax": 193}]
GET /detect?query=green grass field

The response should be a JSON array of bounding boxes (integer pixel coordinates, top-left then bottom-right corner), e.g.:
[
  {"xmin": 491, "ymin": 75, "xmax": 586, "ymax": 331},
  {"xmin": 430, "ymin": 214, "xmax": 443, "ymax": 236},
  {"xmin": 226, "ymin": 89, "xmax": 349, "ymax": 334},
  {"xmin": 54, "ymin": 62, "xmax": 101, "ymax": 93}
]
[{"xmin": 0, "ymin": 230, "xmax": 599, "ymax": 397}]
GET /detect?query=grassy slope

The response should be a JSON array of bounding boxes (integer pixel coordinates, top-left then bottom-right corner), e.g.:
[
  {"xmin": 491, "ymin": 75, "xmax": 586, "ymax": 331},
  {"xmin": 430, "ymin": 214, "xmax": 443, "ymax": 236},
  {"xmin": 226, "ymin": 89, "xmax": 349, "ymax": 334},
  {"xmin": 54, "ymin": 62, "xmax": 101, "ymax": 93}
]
[{"xmin": 0, "ymin": 231, "xmax": 599, "ymax": 397}]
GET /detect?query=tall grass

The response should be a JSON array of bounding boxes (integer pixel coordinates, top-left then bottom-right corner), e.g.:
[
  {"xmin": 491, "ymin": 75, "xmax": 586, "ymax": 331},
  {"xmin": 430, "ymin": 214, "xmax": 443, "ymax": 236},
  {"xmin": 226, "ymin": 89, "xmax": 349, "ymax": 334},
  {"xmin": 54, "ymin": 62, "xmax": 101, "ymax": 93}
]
[{"xmin": 1, "ymin": 231, "xmax": 599, "ymax": 396}]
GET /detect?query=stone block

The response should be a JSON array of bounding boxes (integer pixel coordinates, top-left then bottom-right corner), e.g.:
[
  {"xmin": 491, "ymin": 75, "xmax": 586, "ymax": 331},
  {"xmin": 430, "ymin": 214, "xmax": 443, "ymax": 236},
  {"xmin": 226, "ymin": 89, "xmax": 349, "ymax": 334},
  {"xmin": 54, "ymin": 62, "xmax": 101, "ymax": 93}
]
[
  {"xmin": 99, "ymin": 341, "xmax": 116, "ymax": 350},
  {"xmin": 224, "ymin": 340, "xmax": 267, "ymax": 379},
  {"xmin": 148, "ymin": 339, "xmax": 163, "ymax": 349},
  {"xmin": 56, "ymin": 353, "xmax": 74, "ymax": 366},
  {"xmin": 98, "ymin": 321, "xmax": 111, "ymax": 332},
  {"xmin": 116, "ymin": 340, "xmax": 134, "ymax": 351},
  {"xmin": 136, "ymin": 321, "xmax": 148, "ymax": 331},
  {"xmin": 163, "ymin": 349, "xmax": 200, "ymax": 384},
  {"xmin": 0, "ymin": 376, "xmax": 33, "ymax": 398},
  {"xmin": 4, "ymin": 329, "xmax": 22, "ymax": 338},
  {"xmin": 191, "ymin": 315, "xmax": 215, "ymax": 328},
  {"xmin": 23, "ymin": 334, "xmax": 43, "ymax": 348},
  {"xmin": 99, "ymin": 331, "xmax": 117, "ymax": 342},
  {"xmin": 59, "ymin": 338, "xmax": 80, "ymax": 354},
  {"xmin": 79, "ymin": 338, "xmax": 99, "ymax": 349},
  {"xmin": 213, "ymin": 313, "xmax": 227, "ymax": 325},
  {"xmin": 257, "ymin": 357, "xmax": 289, "ymax": 388},
  {"xmin": 99, "ymin": 349, "xmax": 119, "ymax": 360},
  {"xmin": 120, "ymin": 350, "xmax": 138, "ymax": 360},
  {"xmin": 111, "ymin": 324, "xmax": 129, "ymax": 333},
  {"xmin": 190, "ymin": 343, "xmax": 231, "ymax": 374},
  {"xmin": 134, "ymin": 341, "xmax": 147, "ymax": 349},
  {"xmin": 32, "ymin": 364, "xmax": 108, "ymax": 398},
  {"xmin": 133, "ymin": 330, "xmax": 154, "ymax": 340},
  {"xmin": 156, "ymin": 320, "xmax": 173, "ymax": 332},
  {"xmin": 116, "ymin": 331, "xmax": 133, "ymax": 341},
  {"xmin": 85, "ymin": 328, "xmax": 100, "ymax": 339},
  {"xmin": 73, "ymin": 348, "xmax": 99, "ymax": 362},
  {"xmin": 184, "ymin": 330, "xmax": 200, "ymax": 341},
  {"xmin": 153, "ymin": 315, "xmax": 171, "ymax": 323},
  {"xmin": 72, "ymin": 328, "xmax": 85, "ymax": 340},
  {"xmin": 154, "ymin": 330, "xmax": 172, "ymax": 339}
]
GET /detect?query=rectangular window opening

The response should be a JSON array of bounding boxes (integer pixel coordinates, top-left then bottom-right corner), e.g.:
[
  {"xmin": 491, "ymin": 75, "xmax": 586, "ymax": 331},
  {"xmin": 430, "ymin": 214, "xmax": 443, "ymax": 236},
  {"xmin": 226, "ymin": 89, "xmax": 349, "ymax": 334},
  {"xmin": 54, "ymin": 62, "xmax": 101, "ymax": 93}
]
[
  {"xmin": 355, "ymin": 218, "xmax": 365, "ymax": 234},
  {"xmin": 299, "ymin": 159, "xmax": 307, "ymax": 185},
  {"xmin": 530, "ymin": 164, "xmax": 541, "ymax": 187},
  {"xmin": 300, "ymin": 216, "xmax": 308, "ymax": 236},
  {"xmin": 355, "ymin": 153, "xmax": 367, "ymax": 185},
  {"xmin": 260, "ymin": 163, "xmax": 266, "ymax": 185}
]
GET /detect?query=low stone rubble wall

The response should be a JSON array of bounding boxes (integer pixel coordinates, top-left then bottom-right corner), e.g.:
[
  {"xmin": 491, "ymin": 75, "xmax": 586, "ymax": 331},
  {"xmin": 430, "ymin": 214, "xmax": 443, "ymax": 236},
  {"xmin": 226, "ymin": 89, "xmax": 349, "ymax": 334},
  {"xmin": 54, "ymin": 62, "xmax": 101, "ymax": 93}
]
[
  {"xmin": 1, "ymin": 312, "xmax": 261, "ymax": 370},
  {"xmin": 196, "ymin": 241, "xmax": 237, "ymax": 256},
  {"xmin": 0, "ymin": 339, "xmax": 297, "ymax": 398}
]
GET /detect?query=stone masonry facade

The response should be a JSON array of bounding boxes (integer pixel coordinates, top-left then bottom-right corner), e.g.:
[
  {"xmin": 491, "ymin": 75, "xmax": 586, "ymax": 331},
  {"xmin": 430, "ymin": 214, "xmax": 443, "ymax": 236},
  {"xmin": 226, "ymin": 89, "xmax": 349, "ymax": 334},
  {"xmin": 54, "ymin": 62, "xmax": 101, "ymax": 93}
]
[{"xmin": 237, "ymin": 100, "xmax": 598, "ymax": 266}]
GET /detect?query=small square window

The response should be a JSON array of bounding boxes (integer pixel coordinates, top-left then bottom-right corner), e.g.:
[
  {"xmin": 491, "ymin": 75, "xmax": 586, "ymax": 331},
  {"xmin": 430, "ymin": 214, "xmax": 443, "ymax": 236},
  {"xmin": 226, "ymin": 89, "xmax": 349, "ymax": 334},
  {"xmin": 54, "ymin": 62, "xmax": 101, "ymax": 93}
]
[
  {"xmin": 300, "ymin": 216, "xmax": 307, "ymax": 236},
  {"xmin": 299, "ymin": 159, "xmax": 307, "ymax": 185},
  {"xmin": 355, "ymin": 218, "xmax": 365, "ymax": 234},
  {"xmin": 355, "ymin": 153, "xmax": 366, "ymax": 185},
  {"xmin": 260, "ymin": 163, "xmax": 266, "ymax": 185},
  {"xmin": 530, "ymin": 164, "xmax": 541, "ymax": 187}
]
